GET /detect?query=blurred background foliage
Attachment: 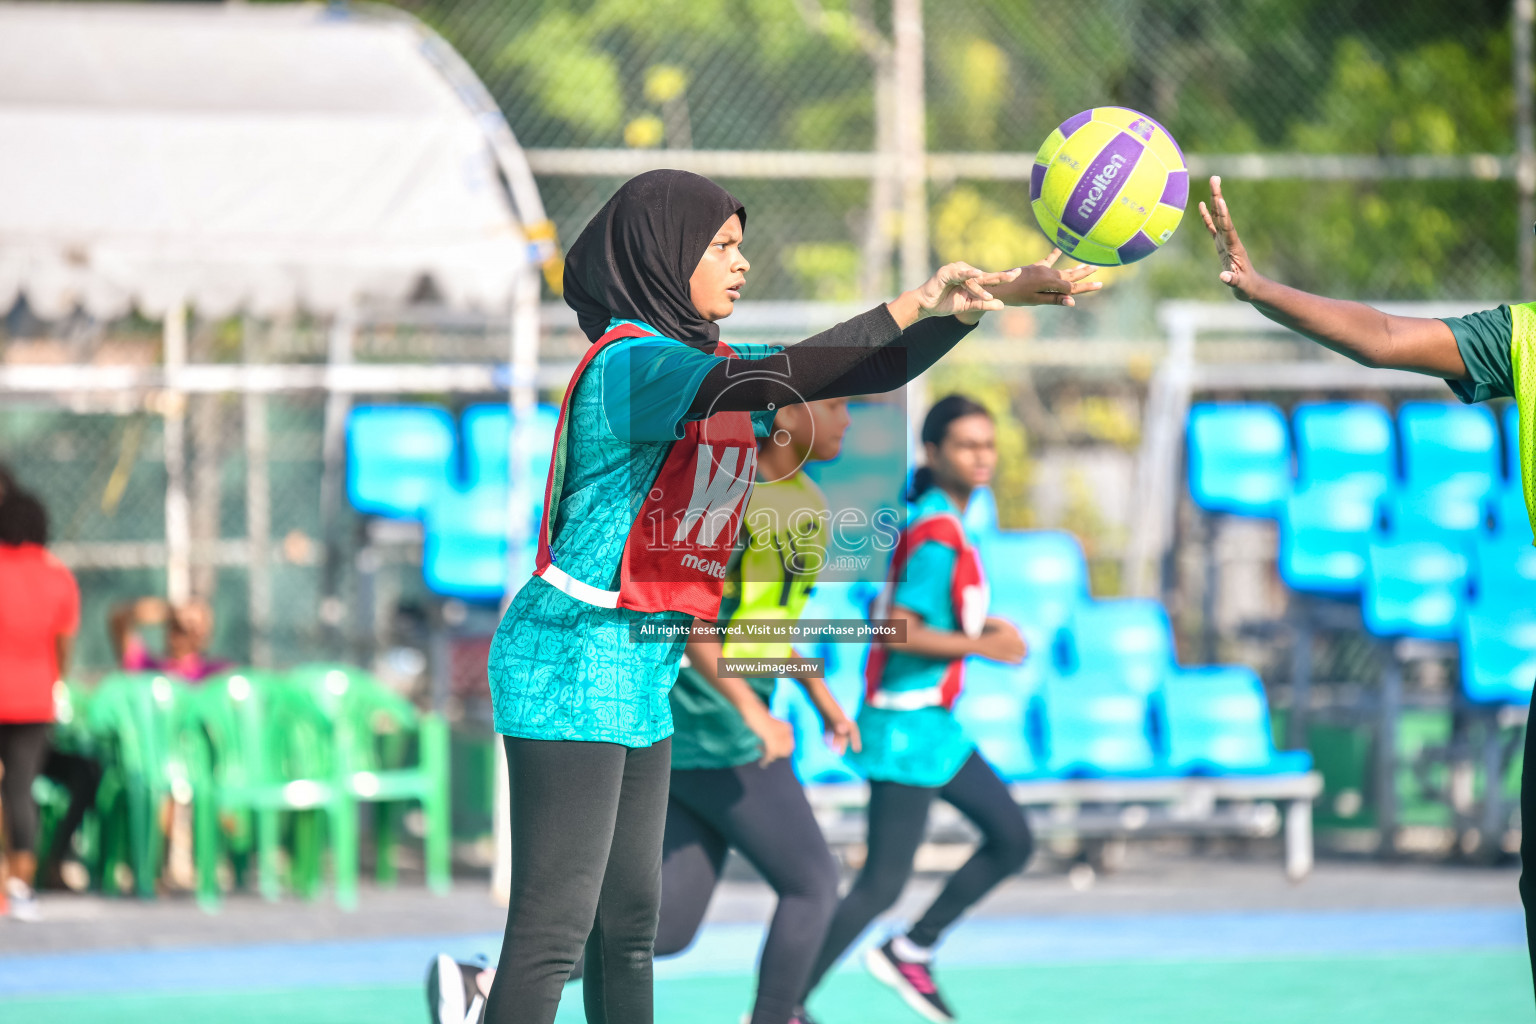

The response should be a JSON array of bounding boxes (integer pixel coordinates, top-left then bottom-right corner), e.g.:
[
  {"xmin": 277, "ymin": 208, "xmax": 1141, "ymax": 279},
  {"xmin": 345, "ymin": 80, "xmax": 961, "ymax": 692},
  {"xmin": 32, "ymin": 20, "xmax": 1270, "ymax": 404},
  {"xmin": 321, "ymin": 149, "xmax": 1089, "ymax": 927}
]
[{"xmin": 391, "ymin": 0, "xmax": 1521, "ymax": 304}]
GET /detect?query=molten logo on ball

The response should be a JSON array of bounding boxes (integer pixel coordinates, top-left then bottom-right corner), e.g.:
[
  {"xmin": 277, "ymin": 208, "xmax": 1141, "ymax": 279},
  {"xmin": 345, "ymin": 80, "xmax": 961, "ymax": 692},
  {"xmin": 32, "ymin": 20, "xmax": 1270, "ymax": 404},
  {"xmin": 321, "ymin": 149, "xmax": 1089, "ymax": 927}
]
[
  {"xmin": 1076, "ymin": 152, "xmax": 1127, "ymax": 221},
  {"xmin": 1030, "ymin": 105, "xmax": 1188, "ymax": 266}
]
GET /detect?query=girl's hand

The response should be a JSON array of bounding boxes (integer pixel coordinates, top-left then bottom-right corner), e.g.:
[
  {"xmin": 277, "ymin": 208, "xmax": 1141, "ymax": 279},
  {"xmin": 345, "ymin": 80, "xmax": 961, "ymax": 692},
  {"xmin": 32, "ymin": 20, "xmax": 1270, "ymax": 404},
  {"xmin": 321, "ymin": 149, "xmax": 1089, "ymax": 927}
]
[
  {"xmin": 746, "ymin": 709, "xmax": 797, "ymax": 767},
  {"xmin": 822, "ymin": 710, "xmax": 862, "ymax": 755},
  {"xmin": 990, "ymin": 249, "xmax": 1101, "ymax": 307},
  {"xmin": 974, "ymin": 619, "xmax": 1026, "ymax": 665},
  {"xmin": 1198, "ymin": 175, "xmax": 1262, "ymax": 302},
  {"xmin": 912, "ymin": 262, "xmax": 1014, "ymax": 319}
]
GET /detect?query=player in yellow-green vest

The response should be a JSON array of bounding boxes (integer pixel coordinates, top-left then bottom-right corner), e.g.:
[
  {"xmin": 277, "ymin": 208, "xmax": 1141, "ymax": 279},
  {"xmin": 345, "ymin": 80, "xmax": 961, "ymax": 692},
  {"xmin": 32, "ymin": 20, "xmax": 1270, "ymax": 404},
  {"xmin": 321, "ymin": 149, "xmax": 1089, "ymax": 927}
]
[
  {"xmin": 1201, "ymin": 175, "xmax": 1536, "ymax": 1002},
  {"xmin": 658, "ymin": 395, "xmax": 861, "ymax": 1024}
]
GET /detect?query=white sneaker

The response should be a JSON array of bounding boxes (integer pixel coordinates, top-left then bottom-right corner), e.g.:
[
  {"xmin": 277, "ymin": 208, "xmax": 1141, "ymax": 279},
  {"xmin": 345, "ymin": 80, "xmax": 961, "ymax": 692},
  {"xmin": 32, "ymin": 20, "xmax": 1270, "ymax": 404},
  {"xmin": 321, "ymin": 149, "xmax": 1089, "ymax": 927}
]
[
  {"xmin": 5, "ymin": 878, "xmax": 39, "ymax": 923},
  {"xmin": 428, "ymin": 953, "xmax": 466, "ymax": 1024},
  {"xmin": 426, "ymin": 953, "xmax": 490, "ymax": 1024}
]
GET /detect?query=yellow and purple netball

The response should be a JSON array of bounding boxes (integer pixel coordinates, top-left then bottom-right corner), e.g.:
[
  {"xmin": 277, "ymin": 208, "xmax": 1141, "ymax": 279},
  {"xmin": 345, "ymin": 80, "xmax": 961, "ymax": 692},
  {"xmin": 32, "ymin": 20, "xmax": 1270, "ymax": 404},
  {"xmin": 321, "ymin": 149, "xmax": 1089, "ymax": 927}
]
[{"xmin": 1030, "ymin": 106, "xmax": 1188, "ymax": 266}]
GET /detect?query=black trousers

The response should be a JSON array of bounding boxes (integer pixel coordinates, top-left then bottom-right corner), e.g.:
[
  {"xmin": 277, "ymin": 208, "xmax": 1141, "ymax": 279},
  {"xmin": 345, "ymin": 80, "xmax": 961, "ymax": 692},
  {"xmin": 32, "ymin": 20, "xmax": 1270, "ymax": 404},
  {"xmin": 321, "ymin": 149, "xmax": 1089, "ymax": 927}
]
[
  {"xmin": 804, "ymin": 751, "xmax": 1034, "ymax": 998},
  {"xmin": 660, "ymin": 759, "xmax": 840, "ymax": 1024},
  {"xmin": 0, "ymin": 722, "xmax": 101, "ymax": 868},
  {"xmin": 485, "ymin": 736, "xmax": 671, "ymax": 1024}
]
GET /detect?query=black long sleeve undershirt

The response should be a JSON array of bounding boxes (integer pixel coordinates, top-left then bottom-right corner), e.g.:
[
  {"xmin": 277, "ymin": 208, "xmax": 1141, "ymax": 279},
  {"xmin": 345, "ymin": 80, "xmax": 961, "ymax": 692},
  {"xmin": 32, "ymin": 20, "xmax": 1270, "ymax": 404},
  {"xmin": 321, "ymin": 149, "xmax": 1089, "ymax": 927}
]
[{"xmin": 684, "ymin": 306, "xmax": 978, "ymax": 418}]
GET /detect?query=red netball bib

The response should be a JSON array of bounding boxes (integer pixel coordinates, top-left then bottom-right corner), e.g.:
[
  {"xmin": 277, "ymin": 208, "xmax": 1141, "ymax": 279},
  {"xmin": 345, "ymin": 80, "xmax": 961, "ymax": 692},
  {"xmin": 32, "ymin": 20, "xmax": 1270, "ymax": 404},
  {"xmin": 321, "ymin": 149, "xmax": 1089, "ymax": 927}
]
[{"xmin": 534, "ymin": 323, "xmax": 759, "ymax": 620}]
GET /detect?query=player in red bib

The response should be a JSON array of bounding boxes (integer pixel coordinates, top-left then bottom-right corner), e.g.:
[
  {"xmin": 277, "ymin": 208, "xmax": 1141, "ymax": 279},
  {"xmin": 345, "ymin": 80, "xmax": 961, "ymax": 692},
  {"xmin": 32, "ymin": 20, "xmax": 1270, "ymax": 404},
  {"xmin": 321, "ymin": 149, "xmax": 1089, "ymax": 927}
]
[
  {"xmin": 479, "ymin": 170, "xmax": 1100, "ymax": 1024},
  {"xmin": 801, "ymin": 396, "xmax": 1031, "ymax": 1024}
]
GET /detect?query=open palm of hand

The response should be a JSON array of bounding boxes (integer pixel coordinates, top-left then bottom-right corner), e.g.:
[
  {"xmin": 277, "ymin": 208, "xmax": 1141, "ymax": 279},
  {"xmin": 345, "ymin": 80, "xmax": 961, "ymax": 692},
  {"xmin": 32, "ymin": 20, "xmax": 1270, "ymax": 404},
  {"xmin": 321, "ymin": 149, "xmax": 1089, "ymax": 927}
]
[
  {"xmin": 914, "ymin": 261, "xmax": 1011, "ymax": 318},
  {"xmin": 1198, "ymin": 175, "xmax": 1260, "ymax": 301},
  {"xmin": 996, "ymin": 248, "xmax": 1101, "ymax": 307}
]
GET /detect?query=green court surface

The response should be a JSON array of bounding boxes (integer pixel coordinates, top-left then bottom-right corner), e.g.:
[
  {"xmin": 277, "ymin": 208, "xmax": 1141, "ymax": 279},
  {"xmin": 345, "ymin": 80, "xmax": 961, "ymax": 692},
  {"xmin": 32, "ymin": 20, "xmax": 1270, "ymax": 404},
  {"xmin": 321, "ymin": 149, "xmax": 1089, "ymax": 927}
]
[{"xmin": 4, "ymin": 951, "xmax": 1525, "ymax": 1024}]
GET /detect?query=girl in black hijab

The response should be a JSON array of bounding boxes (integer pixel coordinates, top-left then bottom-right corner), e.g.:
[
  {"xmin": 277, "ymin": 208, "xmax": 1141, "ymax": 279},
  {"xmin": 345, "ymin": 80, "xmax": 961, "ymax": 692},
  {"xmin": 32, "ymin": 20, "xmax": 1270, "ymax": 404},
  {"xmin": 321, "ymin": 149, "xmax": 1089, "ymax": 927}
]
[{"xmin": 477, "ymin": 169, "xmax": 1098, "ymax": 1024}]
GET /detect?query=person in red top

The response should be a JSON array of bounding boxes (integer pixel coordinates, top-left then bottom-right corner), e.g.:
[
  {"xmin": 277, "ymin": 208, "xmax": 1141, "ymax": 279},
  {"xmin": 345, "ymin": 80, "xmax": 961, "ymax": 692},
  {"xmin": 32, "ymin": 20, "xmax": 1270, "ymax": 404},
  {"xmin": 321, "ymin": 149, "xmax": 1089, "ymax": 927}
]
[
  {"xmin": 109, "ymin": 596, "xmax": 230, "ymax": 683},
  {"xmin": 0, "ymin": 488, "xmax": 87, "ymax": 920}
]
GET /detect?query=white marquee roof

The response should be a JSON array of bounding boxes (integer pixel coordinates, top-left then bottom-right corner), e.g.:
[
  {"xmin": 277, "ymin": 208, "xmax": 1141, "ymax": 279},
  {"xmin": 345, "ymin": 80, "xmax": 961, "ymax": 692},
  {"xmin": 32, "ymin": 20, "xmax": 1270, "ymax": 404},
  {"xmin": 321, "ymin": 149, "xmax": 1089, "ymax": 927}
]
[{"xmin": 0, "ymin": 2, "xmax": 532, "ymax": 319}]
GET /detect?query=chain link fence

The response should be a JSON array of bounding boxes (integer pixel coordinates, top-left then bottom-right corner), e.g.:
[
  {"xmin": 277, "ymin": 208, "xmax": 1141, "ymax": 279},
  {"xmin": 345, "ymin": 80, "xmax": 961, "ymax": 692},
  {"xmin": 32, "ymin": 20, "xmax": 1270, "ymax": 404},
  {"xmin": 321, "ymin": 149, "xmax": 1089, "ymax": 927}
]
[
  {"xmin": 1, "ymin": 0, "xmax": 1529, "ymax": 690},
  {"xmin": 405, "ymin": 0, "xmax": 1523, "ymax": 307}
]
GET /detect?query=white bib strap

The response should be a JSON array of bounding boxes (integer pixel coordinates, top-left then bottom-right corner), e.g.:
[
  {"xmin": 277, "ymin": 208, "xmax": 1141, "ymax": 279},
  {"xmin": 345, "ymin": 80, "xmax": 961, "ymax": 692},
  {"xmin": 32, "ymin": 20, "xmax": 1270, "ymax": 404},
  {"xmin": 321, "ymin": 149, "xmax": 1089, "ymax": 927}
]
[
  {"xmin": 865, "ymin": 685, "xmax": 944, "ymax": 711},
  {"xmin": 538, "ymin": 563, "xmax": 620, "ymax": 609}
]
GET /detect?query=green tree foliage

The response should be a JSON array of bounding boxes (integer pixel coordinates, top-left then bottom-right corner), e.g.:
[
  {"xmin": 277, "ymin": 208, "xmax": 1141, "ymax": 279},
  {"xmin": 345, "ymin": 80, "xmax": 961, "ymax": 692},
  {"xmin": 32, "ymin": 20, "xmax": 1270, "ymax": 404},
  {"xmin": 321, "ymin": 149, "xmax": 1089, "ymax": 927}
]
[{"xmin": 389, "ymin": 0, "xmax": 1519, "ymax": 301}]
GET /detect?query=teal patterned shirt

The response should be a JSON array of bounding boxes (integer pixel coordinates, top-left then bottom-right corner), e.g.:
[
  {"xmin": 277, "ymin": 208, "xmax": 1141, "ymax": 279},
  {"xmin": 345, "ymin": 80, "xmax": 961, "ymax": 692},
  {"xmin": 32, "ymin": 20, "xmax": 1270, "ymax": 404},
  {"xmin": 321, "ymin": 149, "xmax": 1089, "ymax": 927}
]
[
  {"xmin": 850, "ymin": 487, "xmax": 979, "ymax": 787},
  {"xmin": 488, "ymin": 321, "xmax": 777, "ymax": 746}
]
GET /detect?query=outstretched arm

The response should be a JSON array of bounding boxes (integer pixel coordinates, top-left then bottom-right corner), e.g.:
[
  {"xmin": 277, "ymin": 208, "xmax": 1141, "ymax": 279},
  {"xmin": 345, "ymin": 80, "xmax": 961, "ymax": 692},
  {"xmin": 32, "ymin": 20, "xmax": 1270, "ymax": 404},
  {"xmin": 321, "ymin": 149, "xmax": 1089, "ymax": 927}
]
[
  {"xmin": 1200, "ymin": 176, "xmax": 1467, "ymax": 379},
  {"xmin": 804, "ymin": 249, "xmax": 1102, "ymax": 400},
  {"xmin": 689, "ymin": 255, "xmax": 1101, "ymax": 414},
  {"xmin": 688, "ymin": 262, "xmax": 1007, "ymax": 416}
]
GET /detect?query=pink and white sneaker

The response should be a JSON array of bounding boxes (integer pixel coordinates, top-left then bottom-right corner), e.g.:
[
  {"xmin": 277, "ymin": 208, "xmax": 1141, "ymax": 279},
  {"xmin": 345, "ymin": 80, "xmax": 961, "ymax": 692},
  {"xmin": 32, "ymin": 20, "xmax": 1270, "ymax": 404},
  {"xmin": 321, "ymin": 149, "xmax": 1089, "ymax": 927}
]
[{"xmin": 863, "ymin": 939, "xmax": 956, "ymax": 1023}]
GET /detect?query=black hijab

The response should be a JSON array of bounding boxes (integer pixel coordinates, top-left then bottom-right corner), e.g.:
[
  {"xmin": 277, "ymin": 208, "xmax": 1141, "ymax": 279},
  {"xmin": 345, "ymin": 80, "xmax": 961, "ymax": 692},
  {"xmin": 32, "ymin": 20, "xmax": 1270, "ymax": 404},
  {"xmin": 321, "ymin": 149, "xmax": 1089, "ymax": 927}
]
[{"xmin": 562, "ymin": 170, "xmax": 746, "ymax": 349}]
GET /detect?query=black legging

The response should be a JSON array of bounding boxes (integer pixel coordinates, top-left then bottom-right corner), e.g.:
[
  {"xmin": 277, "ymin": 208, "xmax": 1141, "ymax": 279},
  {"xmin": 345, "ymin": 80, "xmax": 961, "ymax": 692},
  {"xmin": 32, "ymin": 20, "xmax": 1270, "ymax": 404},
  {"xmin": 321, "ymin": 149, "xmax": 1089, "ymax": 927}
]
[
  {"xmin": 804, "ymin": 751, "xmax": 1033, "ymax": 997},
  {"xmin": 0, "ymin": 723, "xmax": 51, "ymax": 854},
  {"xmin": 0, "ymin": 723, "xmax": 101, "ymax": 870},
  {"xmin": 659, "ymin": 759, "xmax": 840, "ymax": 1024},
  {"xmin": 486, "ymin": 736, "xmax": 671, "ymax": 1024}
]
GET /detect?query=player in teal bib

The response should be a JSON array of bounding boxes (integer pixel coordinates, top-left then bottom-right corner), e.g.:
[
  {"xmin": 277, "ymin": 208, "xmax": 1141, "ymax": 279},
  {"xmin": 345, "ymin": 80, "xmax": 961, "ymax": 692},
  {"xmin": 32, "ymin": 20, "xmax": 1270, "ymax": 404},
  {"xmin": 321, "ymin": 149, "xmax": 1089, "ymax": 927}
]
[
  {"xmin": 477, "ymin": 168, "xmax": 1102, "ymax": 1024},
  {"xmin": 848, "ymin": 482, "xmax": 980, "ymax": 789},
  {"xmin": 804, "ymin": 396, "xmax": 1034, "ymax": 1024}
]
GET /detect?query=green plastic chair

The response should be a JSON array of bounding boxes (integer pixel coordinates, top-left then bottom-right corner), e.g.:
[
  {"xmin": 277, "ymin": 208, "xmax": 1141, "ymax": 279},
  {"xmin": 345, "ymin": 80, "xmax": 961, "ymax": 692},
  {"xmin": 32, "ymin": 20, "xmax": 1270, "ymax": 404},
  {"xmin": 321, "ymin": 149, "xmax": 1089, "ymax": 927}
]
[
  {"xmin": 83, "ymin": 673, "xmax": 198, "ymax": 898},
  {"xmin": 187, "ymin": 670, "xmax": 358, "ymax": 910},
  {"xmin": 284, "ymin": 663, "xmax": 450, "ymax": 895}
]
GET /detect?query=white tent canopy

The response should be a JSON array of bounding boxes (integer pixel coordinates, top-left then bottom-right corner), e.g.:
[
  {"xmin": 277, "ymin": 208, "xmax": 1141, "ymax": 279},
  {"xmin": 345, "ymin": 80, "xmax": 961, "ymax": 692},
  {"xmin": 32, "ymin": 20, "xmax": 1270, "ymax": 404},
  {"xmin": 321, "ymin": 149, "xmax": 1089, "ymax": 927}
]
[{"xmin": 0, "ymin": 1, "xmax": 536, "ymax": 319}]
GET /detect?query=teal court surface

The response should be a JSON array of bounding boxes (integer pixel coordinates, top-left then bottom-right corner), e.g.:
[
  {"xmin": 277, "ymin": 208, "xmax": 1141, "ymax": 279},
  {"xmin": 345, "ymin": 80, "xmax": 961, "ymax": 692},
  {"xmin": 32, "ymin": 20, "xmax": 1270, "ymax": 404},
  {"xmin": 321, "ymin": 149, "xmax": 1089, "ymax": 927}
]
[{"xmin": 0, "ymin": 858, "xmax": 1528, "ymax": 1024}]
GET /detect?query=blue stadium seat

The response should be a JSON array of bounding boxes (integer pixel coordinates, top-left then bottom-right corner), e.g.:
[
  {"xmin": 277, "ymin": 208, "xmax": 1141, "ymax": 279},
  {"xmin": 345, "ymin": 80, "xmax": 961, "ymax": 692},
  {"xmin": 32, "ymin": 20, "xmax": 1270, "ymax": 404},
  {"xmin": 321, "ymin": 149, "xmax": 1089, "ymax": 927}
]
[
  {"xmin": 1158, "ymin": 666, "xmax": 1312, "ymax": 776},
  {"xmin": 962, "ymin": 485, "xmax": 999, "ymax": 536},
  {"xmin": 1359, "ymin": 488, "xmax": 1481, "ymax": 640},
  {"xmin": 1061, "ymin": 598, "xmax": 1175, "ymax": 692},
  {"xmin": 1506, "ymin": 402, "xmax": 1522, "ymax": 482},
  {"xmin": 1361, "ymin": 536, "xmax": 1472, "ymax": 640},
  {"xmin": 422, "ymin": 484, "xmax": 516, "ymax": 602},
  {"xmin": 1492, "ymin": 483, "xmax": 1532, "ymax": 541},
  {"xmin": 461, "ymin": 403, "xmax": 558, "ymax": 490},
  {"xmin": 952, "ymin": 658, "xmax": 1047, "ymax": 781},
  {"xmin": 1186, "ymin": 403, "xmax": 1291, "ymax": 517},
  {"xmin": 346, "ymin": 406, "xmax": 455, "ymax": 519},
  {"xmin": 1293, "ymin": 402, "xmax": 1395, "ymax": 490},
  {"xmin": 1460, "ymin": 608, "xmax": 1536, "ymax": 706},
  {"xmin": 1378, "ymin": 487, "xmax": 1484, "ymax": 539},
  {"xmin": 979, "ymin": 529, "xmax": 1089, "ymax": 652},
  {"xmin": 1477, "ymin": 493, "xmax": 1536, "ymax": 600},
  {"xmin": 1398, "ymin": 402, "xmax": 1498, "ymax": 498},
  {"xmin": 1038, "ymin": 674, "xmax": 1157, "ymax": 777},
  {"xmin": 807, "ymin": 403, "xmax": 908, "ymax": 578},
  {"xmin": 1277, "ymin": 480, "xmax": 1380, "ymax": 595},
  {"xmin": 834, "ymin": 401, "xmax": 908, "ymax": 462},
  {"xmin": 1463, "ymin": 476, "xmax": 1536, "ymax": 704}
]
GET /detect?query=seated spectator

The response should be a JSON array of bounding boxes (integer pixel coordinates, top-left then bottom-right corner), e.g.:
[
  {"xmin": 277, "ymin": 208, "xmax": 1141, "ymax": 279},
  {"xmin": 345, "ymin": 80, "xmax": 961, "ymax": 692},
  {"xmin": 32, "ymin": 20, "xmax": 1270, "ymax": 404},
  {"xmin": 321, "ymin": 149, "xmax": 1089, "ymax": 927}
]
[
  {"xmin": 0, "ymin": 488, "xmax": 98, "ymax": 919},
  {"xmin": 109, "ymin": 596, "xmax": 231, "ymax": 683}
]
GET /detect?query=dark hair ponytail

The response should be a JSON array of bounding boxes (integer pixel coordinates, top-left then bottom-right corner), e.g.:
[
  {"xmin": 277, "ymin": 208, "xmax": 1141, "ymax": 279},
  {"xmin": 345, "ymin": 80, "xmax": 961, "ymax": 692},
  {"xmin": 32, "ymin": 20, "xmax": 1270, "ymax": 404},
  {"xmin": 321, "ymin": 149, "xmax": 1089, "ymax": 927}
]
[{"xmin": 906, "ymin": 394, "xmax": 993, "ymax": 502}]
